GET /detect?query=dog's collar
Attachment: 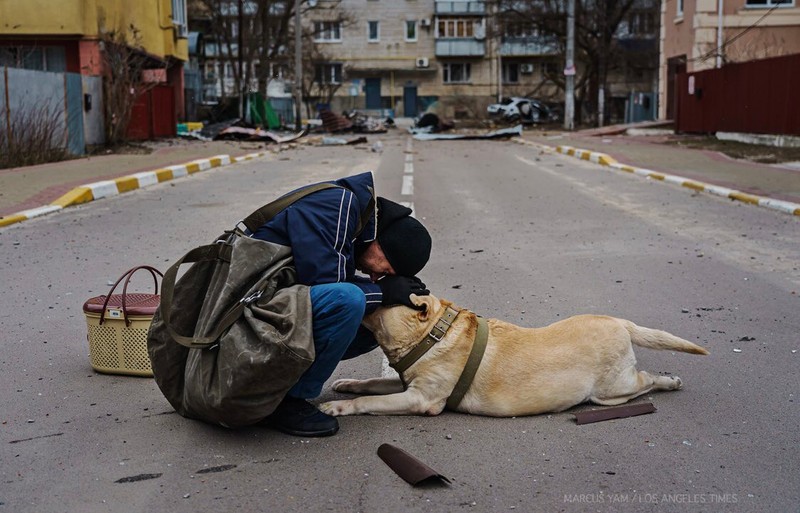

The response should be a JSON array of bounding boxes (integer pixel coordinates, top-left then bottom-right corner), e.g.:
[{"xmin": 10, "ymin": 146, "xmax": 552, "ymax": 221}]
[
  {"xmin": 446, "ymin": 316, "xmax": 488, "ymax": 410},
  {"xmin": 390, "ymin": 306, "xmax": 461, "ymax": 375}
]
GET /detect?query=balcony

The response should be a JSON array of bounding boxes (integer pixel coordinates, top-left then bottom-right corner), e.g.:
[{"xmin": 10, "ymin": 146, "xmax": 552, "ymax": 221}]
[
  {"xmin": 435, "ymin": 39, "xmax": 485, "ymax": 57},
  {"xmin": 499, "ymin": 38, "xmax": 559, "ymax": 57},
  {"xmin": 435, "ymin": 1, "xmax": 486, "ymax": 15}
]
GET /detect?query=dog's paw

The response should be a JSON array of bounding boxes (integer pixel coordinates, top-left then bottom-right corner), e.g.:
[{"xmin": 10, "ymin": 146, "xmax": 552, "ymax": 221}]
[
  {"xmin": 673, "ymin": 376, "xmax": 683, "ymax": 390},
  {"xmin": 332, "ymin": 379, "xmax": 361, "ymax": 393},
  {"xmin": 319, "ymin": 400, "xmax": 354, "ymax": 416}
]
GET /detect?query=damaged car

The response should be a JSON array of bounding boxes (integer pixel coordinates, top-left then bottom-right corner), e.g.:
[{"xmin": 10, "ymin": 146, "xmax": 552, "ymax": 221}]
[{"xmin": 487, "ymin": 97, "xmax": 559, "ymax": 124}]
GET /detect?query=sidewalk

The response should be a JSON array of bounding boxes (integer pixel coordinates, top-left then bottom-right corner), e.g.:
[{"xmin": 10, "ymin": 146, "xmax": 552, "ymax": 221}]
[
  {"xmin": 517, "ymin": 128, "xmax": 800, "ymax": 216},
  {"xmin": 0, "ymin": 139, "xmax": 272, "ymax": 227}
]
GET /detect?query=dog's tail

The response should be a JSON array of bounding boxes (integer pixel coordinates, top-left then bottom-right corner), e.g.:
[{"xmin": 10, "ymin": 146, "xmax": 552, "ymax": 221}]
[{"xmin": 623, "ymin": 320, "xmax": 710, "ymax": 355}]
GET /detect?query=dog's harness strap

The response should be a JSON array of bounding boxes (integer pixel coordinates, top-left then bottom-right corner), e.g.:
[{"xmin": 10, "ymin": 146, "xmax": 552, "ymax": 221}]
[
  {"xmin": 446, "ymin": 316, "xmax": 489, "ymax": 411},
  {"xmin": 391, "ymin": 306, "xmax": 460, "ymax": 375}
]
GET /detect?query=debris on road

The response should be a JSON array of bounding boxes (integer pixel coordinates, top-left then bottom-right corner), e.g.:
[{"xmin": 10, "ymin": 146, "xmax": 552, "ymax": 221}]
[
  {"xmin": 377, "ymin": 443, "xmax": 451, "ymax": 486},
  {"xmin": 321, "ymin": 136, "xmax": 368, "ymax": 146},
  {"xmin": 412, "ymin": 124, "xmax": 523, "ymax": 141},
  {"xmin": 574, "ymin": 402, "xmax": 656, "ymax": 425},
  {"xmin": 319, "ymin": 109, "xmax": 389, "ymax": 134},
  {"xmin": 115, "ymin": 473, "xmax": 163, "ymax": 484},
  {"xmin": 214, "ymin": 126, "xmax": 307, "ymax": 144},
  {"xmin": 408, "ymin": 112, "xmax": 455, "ymax": 135},
  {"xmin": 320, "ymin": 109, "xmax": 354, "ymax": 132}
]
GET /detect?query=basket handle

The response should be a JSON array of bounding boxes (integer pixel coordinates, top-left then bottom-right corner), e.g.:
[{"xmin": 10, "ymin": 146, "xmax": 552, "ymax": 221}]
[{"xmin": 99, "ymin": 266, "xmax": 163, "ymax": 327}]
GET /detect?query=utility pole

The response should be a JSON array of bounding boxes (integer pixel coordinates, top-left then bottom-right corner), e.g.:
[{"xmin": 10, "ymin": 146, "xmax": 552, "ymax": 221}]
[
  {"xmin": 564, "ymin": 0, "xmax": 575, "ymax": 130},
  {"xmin": 294, "ymin": 0, "xmax": 303, "ymax": 131},
  {"xmin": 238, "ymin": 0, "xmax": 244, "ymax": 119},
  {"xmin": 497, "ymin": 53, "xmax": 503, "ymax": 102},
  {"xmin": 716, "ymin": 0, "xmax": 724, "ymax": 68},
  {"xmin": 597, "ymin": 3, "xmax": 606, "ymax": 127}
]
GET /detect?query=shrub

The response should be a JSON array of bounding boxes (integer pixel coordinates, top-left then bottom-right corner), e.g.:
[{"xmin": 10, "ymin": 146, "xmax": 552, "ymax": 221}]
[{"xmin": 0, "ymin": 100, "xmax": 70, "ymax": 169}]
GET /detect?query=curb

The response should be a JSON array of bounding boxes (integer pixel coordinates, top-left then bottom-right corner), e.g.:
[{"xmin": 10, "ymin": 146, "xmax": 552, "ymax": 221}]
[
  {"xmin": 0, "ymin": 152, "xmax": 269, "ymax": 228},
  {"xmin": 514, "ymin": 138, "xmax": 800, "ymax": 217}
]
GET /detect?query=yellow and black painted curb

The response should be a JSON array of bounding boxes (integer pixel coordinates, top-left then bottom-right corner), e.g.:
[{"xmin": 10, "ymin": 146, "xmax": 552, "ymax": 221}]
[
  {"xmin": 514, "ymin": 138, "xmax": 800, "ymax": 217},
  {"xmin": 0, "ymin": 152, "xmax": 268, "ymax": 228}
]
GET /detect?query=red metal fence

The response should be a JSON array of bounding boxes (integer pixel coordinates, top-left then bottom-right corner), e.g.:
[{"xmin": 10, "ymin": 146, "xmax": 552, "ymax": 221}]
[{"xmin": 676, "ymin": 53, "xmax": 800, "ymax": 136}]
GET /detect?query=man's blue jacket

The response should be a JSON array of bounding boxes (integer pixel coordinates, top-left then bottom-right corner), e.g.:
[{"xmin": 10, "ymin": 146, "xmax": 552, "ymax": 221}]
[{"xmin": 251, "ymin": 171, "xmax": 383, "ymax": 312}]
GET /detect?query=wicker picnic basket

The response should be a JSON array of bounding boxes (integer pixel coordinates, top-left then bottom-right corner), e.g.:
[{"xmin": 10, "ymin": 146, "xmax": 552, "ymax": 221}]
[{"xmin": 83, "ymin": 266, "xmax": 162, "ymax": 377}]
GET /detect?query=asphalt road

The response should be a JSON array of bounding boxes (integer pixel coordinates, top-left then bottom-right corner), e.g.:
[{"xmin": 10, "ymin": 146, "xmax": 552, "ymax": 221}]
[{"xmin": 1, "ymin": 130, "xmax": 798, "ymax": 513}]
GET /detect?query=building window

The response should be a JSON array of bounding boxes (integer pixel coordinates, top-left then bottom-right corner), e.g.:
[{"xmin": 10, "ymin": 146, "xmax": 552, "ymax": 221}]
[
  {"xmin": 745, "ymin": 0, "xmax": 794, "ymax": 5},
  {"xmin": 676, "ymin": 0, "xmax": 684, "ymax": 16},
  {"xmin": 437, "ymin": 18, "xmax": 476, "ymax": 38},
  {"xmin": 368, "ymin": 21, "xmax": 380, "ymax": 42},
  {"xmin": 315, "ymin": 63, "xmax": 343, "ymax": 84},
  {"xmin": 314, "ymin": 21, "xmax": 342, "ymax": 42},
  {"xmin": 405, "ymin": 20, "xmax": 418, "ymax": 41},
  {"xmin": 628, "ymin": 11, "xmax": 655, "ymax": 35},
  {"xmin": 443, "ymin": 62, "xmax": 471, "ymax": 83},
  {"xmin": 0, "ymin": 45, "xmax": 67, "ymax": 72},
  {"xmin": 503, "ymin": 21, "xmax": 539, "ymax": 39},
  {"xmin": 502, "ymin": 62, "xmax": 519, "ymax": 84},
  {"xmin": 171, "ymin": 0, "xmax": 187, "ymax": 37},
  {"xmin": 542, "ymin": 61, "xmax": 558, "ymax": 77}
]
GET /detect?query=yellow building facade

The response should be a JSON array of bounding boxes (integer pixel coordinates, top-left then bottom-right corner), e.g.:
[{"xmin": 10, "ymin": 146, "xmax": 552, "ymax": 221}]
[
  {"xmin": 1, "ymin": 0, "xmax": 188, "ymax": 130},
  {"xmin": 0, "ymin": 0, "xmax": 187, "ymax": 66}
]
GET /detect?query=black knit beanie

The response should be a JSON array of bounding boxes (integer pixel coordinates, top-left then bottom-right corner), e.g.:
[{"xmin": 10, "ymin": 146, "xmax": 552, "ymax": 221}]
[{"xmin": 376, "ymin": 197, "xmax": 432, "ymax": 276}]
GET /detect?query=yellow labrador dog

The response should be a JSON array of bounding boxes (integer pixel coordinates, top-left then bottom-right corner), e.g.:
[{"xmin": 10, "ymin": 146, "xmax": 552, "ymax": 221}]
[{"xmin": 321, "ymin": 294, "xmax": 708, "ymax": 417}]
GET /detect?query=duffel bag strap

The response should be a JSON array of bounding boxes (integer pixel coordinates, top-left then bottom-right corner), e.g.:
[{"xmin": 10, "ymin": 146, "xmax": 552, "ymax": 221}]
[
  {"xmin": 240, "ymin": 182, "xmax": 342, "ymax": 233},
  {"xmin": 353, "ymin": 189, "xmax": 375, "ymax": 240},
  {"xmin": 158, "ymin": 243, "xmax": 242, "ymax": 348},
  {"xmin": 242, "ymin": 182, "xmax": 376, "ymax": 240}
]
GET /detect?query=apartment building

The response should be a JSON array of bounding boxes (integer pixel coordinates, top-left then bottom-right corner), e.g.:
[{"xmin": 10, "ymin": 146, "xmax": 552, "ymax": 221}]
[
  {"xmin": 194, "ymin": 0, "xmax": 502, "ymax": 118},
  {"xmin": 309, "ymin": 0, "xmax": 496, "ymax": 118},
  {"xmin": 195, "ymin": 0, "xmax": 660, "ymax": 123},
  {"xmin": 660, "ymin": 0, "xmax": 800, "ymax": 119},
  {"xmin": 310, "ymin": 0, "xmax": 573, "ymax": 119}
]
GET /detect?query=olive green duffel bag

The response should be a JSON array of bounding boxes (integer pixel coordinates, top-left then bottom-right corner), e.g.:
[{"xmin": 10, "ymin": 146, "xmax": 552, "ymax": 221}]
[{"xmin": 147, "ymin": 184, "xmax": 340, "ymax": 428}]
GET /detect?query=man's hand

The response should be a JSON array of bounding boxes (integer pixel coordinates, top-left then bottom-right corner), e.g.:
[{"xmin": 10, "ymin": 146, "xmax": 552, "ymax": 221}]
[{"xmin": 379, "ymin": 276, "xmax": 430, "ymax": 309}]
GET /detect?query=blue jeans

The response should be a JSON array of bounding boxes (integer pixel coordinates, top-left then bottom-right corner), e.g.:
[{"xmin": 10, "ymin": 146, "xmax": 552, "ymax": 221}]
[{"xmin": 288, "ymin": 283, "xmax": 379, "ymax": 399}]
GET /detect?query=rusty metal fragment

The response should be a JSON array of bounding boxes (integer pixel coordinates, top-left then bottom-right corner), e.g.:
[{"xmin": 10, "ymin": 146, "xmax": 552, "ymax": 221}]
[
  {"xmin": 319, "ymin": 109, "xmax": 353, "ymax": 132},
  {"xmin": 377, "ymin": 443, "xmax": 451, "ymax": 486},
  {"xmin": 574, "ymin": 402, "xmax": 656, "ymax": 425}
]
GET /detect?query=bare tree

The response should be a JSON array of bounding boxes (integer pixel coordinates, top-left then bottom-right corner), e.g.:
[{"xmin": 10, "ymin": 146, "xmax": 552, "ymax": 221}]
[
  {"xmin": 191, "ymin": 0, "xmax": 256, "ymax": 103},
  {"xmin": 253, "ymin": 1, "xmax": 298, "ymax": 98},
  {"xmin": 100, "ymin": 26, "xmax": 165, "ymax": 145},
  {"xmin": 298, "ymin": 37, "xmax": 343, "ymax": 118},
  {"xmin": 192, "ymin": 0, "xmax": 357, "ymax": 122},
  {"xmin": 191, "ymin": 1, "xmax": 331, "ymax": 97},
  {"xmin": 495, "ymin": 0, "xmax": 652, "ymax": 125},
  {"xmin": 296, "ymin": 9, "xmax": 357, "ymax": 118}
]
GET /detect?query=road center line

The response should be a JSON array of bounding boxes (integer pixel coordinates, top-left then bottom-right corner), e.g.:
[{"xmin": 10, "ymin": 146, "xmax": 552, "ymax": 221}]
[{"xmin": 401, "ymin": 175, "xmax": 414, "ymax": 195}]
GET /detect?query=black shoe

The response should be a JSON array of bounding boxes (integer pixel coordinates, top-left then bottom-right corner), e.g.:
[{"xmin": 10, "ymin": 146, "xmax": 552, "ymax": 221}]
[{"xmin": 264, "ymin": 396, "xmax": 339, "ymax": 437}]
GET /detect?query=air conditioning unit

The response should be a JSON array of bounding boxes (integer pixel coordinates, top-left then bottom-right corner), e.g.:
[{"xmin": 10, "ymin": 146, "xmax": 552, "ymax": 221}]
[
  {"xmin": 520, "ymin": 63, "xmax": 534, "ymax": 74},
  {"xmin": 420, "ymin": 18, "xmax": 432, "ymax": 28},
  {"xmin": 174, "ymin": 23, "xmax": 187, "ymax": 39},
  {"xmin": 416, "ymin": 57, "xmax": 430, "ymax": 68}
]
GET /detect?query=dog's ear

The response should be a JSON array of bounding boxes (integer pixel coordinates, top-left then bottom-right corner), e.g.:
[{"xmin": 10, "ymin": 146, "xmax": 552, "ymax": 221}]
[{"xmin": 410, "ymin": 294, "xmax": 438, "ymax": 320}]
